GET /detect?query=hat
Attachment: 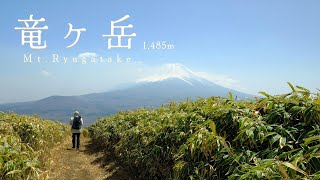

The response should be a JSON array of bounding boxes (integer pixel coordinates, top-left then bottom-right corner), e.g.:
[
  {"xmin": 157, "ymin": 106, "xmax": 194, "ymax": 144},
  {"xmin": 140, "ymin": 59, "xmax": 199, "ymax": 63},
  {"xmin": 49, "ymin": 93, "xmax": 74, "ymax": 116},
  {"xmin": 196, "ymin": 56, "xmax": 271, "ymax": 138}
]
[{"xmin": 74, "ymin": 111, "xmax": 80, "ymax": 116}]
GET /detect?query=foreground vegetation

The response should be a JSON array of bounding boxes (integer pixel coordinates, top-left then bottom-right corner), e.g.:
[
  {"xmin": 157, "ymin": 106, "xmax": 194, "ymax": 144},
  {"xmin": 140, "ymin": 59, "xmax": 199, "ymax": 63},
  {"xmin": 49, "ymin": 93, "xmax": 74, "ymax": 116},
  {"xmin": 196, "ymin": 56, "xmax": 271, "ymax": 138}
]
[
  {"xmin": 0, "ymin": 113, "xmax": 69, "ymax": 179},
  {"xmin": 89, "ymin": 83, "xmax": 320, "ymax": 179}
]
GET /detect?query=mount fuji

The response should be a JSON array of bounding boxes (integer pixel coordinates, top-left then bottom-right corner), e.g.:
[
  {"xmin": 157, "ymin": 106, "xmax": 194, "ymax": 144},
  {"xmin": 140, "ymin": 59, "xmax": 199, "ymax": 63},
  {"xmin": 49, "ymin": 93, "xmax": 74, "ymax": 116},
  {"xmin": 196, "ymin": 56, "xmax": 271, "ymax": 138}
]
[
  {"xmin": 0, "ymin": 63, "xmax": 253, "ymax": 125},
  {"xmin": 133, "ymin": 63, "xmax": 251, "ymax": 101}
]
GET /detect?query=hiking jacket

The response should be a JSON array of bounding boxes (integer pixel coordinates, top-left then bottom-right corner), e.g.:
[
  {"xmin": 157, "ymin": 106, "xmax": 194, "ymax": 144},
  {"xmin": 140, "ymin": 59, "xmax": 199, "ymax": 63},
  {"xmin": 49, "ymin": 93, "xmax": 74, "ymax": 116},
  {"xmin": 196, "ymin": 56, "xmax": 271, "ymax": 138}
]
[{"xmin": 70, "ymin": 116, "xmax": 84, "ymax": 133}]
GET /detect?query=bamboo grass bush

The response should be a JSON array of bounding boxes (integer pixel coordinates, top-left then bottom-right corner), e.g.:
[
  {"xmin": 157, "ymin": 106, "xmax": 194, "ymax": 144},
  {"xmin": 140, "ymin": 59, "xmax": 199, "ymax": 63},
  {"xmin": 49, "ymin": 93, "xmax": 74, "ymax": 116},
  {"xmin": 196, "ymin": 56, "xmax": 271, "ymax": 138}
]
[
  {"xmin": 0, "ymin": 113, "xmax": 69, "ymax": 179},
  {"xmin": 89, "ymin": 83, "xmax": 320, "ymax": 179}
]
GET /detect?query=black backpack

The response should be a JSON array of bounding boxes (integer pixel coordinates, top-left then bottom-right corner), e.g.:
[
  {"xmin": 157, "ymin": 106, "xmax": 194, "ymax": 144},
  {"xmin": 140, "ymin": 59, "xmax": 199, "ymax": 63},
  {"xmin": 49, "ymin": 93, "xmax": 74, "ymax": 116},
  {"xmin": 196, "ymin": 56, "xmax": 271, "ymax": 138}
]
[{"xmin": 72, "ymin": 116, "xmax": 82, "ymax": 129}]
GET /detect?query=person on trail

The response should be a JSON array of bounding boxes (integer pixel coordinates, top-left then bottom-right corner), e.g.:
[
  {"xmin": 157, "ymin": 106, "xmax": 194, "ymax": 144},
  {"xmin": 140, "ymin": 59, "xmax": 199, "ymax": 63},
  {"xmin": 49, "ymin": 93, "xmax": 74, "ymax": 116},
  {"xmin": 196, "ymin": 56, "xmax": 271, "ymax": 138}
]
[{"xmin": 70, "ymin": 111, "xmax": 83, "ymax": 150}]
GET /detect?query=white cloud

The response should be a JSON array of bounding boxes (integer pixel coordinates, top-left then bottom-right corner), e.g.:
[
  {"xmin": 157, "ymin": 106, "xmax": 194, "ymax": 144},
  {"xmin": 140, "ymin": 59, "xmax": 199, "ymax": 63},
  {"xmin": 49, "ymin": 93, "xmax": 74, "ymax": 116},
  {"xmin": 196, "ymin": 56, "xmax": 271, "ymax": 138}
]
[
  {"xmin": 78, "ymin": 52, "xmax": 97, "ymax": 59},
  {"xmin": 195, "ymin": 71, "xmax": 239, "ymax": 87},
  {"xmin": 41, "ymin": 69, "xmax": 54, "ymax": 78},
  {"xmin": 198, "ymin": 71, "xmax": 247, "ymax": 92}
]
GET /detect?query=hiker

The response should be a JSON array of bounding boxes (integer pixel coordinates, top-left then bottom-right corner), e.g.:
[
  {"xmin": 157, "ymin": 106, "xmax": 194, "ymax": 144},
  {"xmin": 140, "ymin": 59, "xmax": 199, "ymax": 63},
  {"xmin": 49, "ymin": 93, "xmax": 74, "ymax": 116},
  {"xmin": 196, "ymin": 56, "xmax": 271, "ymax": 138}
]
[{"xmin": 70, "ymin": 111, "xmax": 83, "ymax": 150}]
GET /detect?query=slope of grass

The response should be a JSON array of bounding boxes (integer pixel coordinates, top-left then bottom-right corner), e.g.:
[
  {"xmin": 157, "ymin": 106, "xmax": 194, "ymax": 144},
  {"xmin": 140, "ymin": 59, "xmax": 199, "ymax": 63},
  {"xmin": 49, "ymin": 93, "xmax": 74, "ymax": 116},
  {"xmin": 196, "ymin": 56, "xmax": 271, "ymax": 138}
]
[
  {"xmin": 0, "ymin": 113, "xmax": 69, "ymax": 179},
  {"xmin": 89, "ymin": 84, "xmax": 320, "ymax": 179}
]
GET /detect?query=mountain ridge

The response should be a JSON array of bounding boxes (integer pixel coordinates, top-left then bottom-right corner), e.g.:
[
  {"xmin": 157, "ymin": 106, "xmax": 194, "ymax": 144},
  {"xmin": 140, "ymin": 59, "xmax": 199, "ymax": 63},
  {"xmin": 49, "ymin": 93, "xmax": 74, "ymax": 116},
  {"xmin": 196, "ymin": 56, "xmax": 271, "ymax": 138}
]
[{"xmin": 0, "ymin": 64, "xmax": 254, "ymax": 125}]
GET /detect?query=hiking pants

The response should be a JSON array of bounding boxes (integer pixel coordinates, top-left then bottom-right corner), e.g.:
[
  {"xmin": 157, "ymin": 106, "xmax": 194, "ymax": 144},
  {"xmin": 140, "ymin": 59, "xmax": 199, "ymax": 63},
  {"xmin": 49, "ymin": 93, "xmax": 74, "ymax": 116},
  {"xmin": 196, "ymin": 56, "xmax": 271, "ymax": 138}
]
[{"xmin": 72, "ymin": 133, "xmax": 80, "ymax": 148}]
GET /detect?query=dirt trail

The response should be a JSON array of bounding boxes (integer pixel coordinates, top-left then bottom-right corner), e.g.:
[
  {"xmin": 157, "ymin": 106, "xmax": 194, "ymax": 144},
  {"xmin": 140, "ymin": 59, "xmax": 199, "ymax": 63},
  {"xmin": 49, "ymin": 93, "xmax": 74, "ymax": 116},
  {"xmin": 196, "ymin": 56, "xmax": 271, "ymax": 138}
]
[{"xmin": 47, "ymin": 136, "xmax": 131, "ymax": 180}]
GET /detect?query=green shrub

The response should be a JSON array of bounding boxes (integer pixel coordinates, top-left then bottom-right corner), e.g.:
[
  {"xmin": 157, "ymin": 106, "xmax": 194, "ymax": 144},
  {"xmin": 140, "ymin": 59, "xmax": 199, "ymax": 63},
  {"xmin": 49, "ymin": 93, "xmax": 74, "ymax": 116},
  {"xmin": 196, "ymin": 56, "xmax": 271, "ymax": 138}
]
[
  {"xmin": 89, "ymin": 83, "xmax": 320, "ymax": 179},
  {"xmin": 0, "ymin": 113, "xmax": 69, "ymax": 179}
]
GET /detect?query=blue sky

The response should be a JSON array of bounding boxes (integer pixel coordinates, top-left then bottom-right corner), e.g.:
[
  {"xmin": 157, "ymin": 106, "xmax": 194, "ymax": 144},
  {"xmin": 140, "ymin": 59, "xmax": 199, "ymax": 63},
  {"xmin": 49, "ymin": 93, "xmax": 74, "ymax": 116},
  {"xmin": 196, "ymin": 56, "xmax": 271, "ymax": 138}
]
[{"xmin": 0, "ymin": 1, "xmax": 320, "ymax": 103}]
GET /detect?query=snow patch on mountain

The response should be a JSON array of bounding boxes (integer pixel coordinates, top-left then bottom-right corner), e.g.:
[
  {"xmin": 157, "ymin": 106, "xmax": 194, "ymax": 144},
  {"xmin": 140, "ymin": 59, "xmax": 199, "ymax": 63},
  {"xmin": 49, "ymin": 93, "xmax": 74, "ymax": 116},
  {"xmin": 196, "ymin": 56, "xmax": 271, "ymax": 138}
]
[{"xmin": 136, "ymin": 63, "xmax": 205, "ymax": 86}]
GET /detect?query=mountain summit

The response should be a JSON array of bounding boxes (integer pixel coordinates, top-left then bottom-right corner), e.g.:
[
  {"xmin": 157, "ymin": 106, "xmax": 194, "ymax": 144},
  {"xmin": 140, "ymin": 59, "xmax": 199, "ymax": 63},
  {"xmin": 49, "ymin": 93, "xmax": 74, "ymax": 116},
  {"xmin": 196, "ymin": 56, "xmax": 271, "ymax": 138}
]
[{"xmin": 137, "ymin": 63, "xmax": 203, "ymax": 86}]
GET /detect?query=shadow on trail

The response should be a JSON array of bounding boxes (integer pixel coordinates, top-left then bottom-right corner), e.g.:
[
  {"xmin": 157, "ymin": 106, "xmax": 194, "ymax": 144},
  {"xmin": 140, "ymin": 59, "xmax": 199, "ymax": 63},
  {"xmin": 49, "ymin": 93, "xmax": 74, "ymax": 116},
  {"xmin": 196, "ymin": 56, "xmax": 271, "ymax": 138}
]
[{"xmin": 83, "ymin": 140, "xmax": 136, "ymax": 180}]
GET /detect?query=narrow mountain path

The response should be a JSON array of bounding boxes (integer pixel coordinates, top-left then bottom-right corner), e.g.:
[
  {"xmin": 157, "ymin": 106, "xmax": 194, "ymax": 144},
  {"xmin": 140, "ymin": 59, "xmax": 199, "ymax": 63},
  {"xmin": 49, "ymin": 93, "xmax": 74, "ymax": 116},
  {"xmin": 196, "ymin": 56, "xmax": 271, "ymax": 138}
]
[{"xmin": 47, "ymin": 136, "xmax": 131, "ymax": 180}]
